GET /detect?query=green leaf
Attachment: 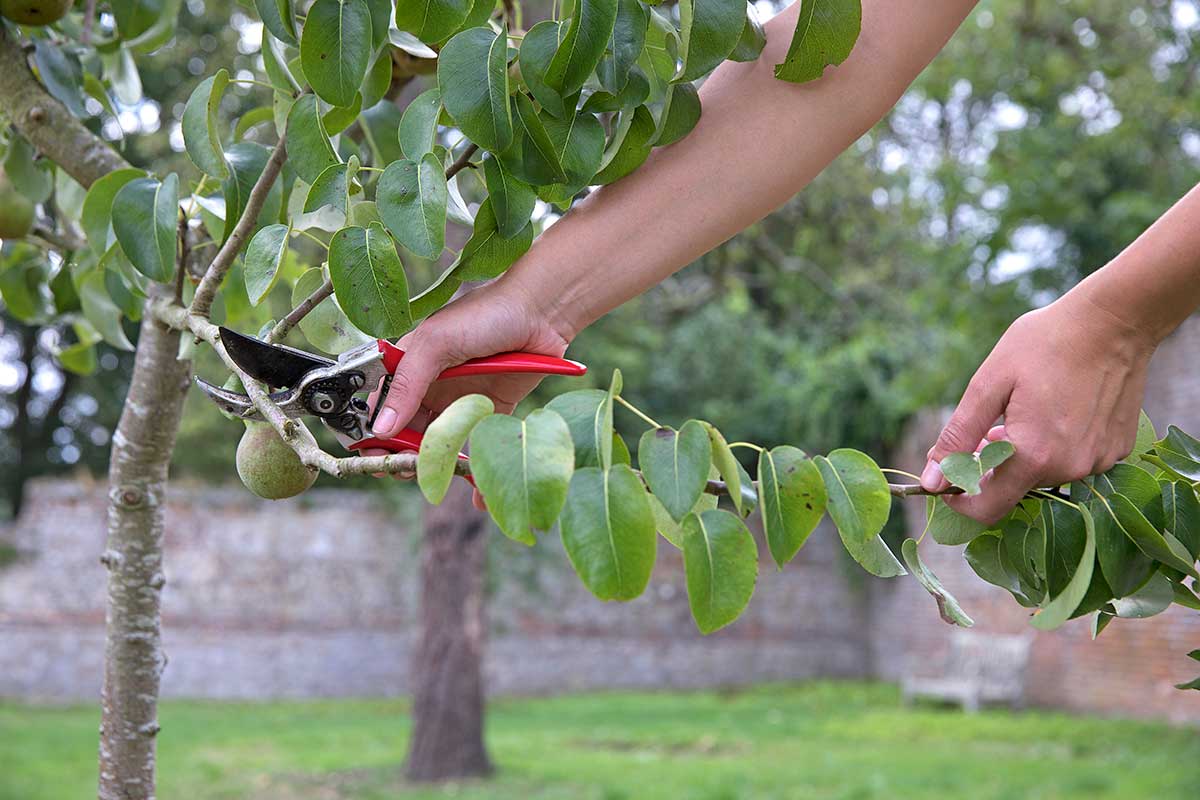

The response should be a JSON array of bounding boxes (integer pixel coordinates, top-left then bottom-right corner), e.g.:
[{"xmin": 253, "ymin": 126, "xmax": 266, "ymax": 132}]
[
  {"xmin": 1153, "ymin": 425, "xmax": 1200, "ymax": 481},
  {"xmin": 901, "ymin": 538, "xmax": 973, "ymax": 627},
  {"xmin": 1089, "ymin": 493, "xmax": 1157, "ymax": 599},
  {"xmin": 1127, "ymin": 409, "xmax": 1157, "ymax": 464},
  {"xmin": 653, "ymin": 82, "xmax": 701, "ymax": 147},
  {"xmin": 111, "ymin": 174, "xmax": 179, "ymax": 283},
  {"xmin": 519, "ymin": 20, "xmax": 568, "ymax": 118},
  {"xmin": 639, "ymin": 420, "xmax": 713, "ymax": 522},
  {"xmin": 1112, "ymin": 570, "xmax": 1175, "ymax": 618},
  {"xmin": 469, "ymin": 409, "xmax": 575, "ymax": 544},
  {"xmin": 79, "ymin": 271, "xmax": 134, "ymax": 351},
  {"xmin": 965, "ymin": 533, "xmax": 1025, "ymax": 600},
  {"xmin": 377, "ymin": 153, "xmax": 448, "ymax": 260},
  {"xmin": 418, "ymin": 394, "xmax": 494, "ymax": 504},
  {"xmin": 925, "ymin": 496, "xmax": 990, "ymax": 546},
  {"xmin": 438, "ymin": 26, "xmax": 513, "ymax": 152},
  {"xmin": 4, "ymin": 136, "xmax": 52, "ymax": 204},
  {"xmin": 301, "ymin": 0, "xmax": 374, "ymax": 107},
  {"xmin": 222, "ymin": 142, "xmax": 284, "ymax": 244},
  {"xmin": 395, "ymin": 0, "xmax": 472, "ymax": 42},
  {"xmin": 243, "ymin": 223, "xmax": 291, "ymax": 305},
  {"xmin": 815, "ymin": 449, "xmax": 890, "ymax": 545},
  {"xmin": 361, "ymin": 51, "xmax": 395, "ymax": 110},
  {"xmin": 728, "ymin": 3, "xmax": 766, "ymax": 62},
  {"xmin": 938, "ymin": 440, "xmax": 1015, "ymax": 496},
  {"xmin": 681, "ymin": 509, "xmax": 758, "ymax": 634},
  {"xmin": 361, "ymin": 101, "xmax": 406, "ymax": 166},
  {"xmin": 774, "ymin": 0, "xmax": 862, "ymax": 83},
  {"xmin": 304, "ymin": 160, "xmax": 356, "ymax": 221},
  {"xmin": 263, "ymin": 31, "xmax": 302, "ymax": 93},
  {"xmin": 398, "ymin": 88, "xmax": 442, "ymax": 160},
  {"xmin": 32, "ymin": 41, "xmax": 86, "ymax": 118},
  {"xmin": 546, "ymin": 0, "xmax": 619, "ymax": 96},
  {"xmin": 1031, "ymin": 505, "xmax": 1096, "ymax": 630},
  {"xmin": 594, "ymin": 104, "xmax": 655, "ymax": 185},
  {"xmin": 1000, "ymin": 502, "xmax": 1047, "ymax": 600},
  {"xmin": 482, "ymin": 153, "xmax": 536, "ymax": 239},
  {"xmin": 702, "ymin": 422, "xmax": 743, "ymax": 517},
  {"xmin": 676, "ymin": 0, "xmax": 745, "ymax": 82},
  {"xmin": 182, "ymin": 69, "xmax": 231, "ymax": 179},
  {"xmin": 598, "ymin": 0, "xmax": 649, "ymax": 93},
  {"xmin": 112, "ymin": 0, "xmax": 160, "ymax": 39},
  {"xmin": 256, "ymin": 0, "xmax": 299, "ymax": 46},
  {"xmin": 453, "ymin": 198, "xmax": 533, "ymax": 281},
  {"xmin": 758, "ymin": 445, "xmax": 826, "ymax": 567},
  {"xmin": 1104, "ymin": 493, "xmax": 1199, "ymax": 578},
  {"xmin": 327, "ymin": 223, "xmax": 413, "ymax": 338},
  {"xmin": 539, "ymin": 109, "xmax": 606, "ymax": 199},
  {"xmin": 511, "ymin": 93, "xmax": 569, "ymax": 184},
  {"xmin": 545, "ymin": 388, "xmax": 613, "ymax": 469},
  {"xmin": 1163, "ymin": 481, "xmax": 1200, "ymax": 561},
  {"xmin": 323, "ymin": 92, "xmax": 364, "ymax": 136},
  {"xmin": 560, "ymin": 464, "xmax": 658, "ymax": 601},
  {"xmin": 82, "ymin": 168, "xmax": 146, "ymax": 255},
  {"xmin": 291, "ymin": 266, "xmax": 373, "ymax": 353}
]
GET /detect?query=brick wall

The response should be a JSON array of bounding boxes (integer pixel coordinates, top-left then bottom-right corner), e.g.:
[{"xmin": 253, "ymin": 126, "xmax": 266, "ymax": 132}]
[{"xmin": 0, "ymin": 481, "xmax": 867, "ymax": 702}]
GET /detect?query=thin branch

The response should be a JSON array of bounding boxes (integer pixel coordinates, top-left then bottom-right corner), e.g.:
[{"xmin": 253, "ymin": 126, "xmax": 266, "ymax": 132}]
[
  {"xmin": 190, "ymin": 136, "xmax": 288, "ymax": 317},
  {"xmin": 267, "ymin": 278, "xmax": 333, "ymax": 343},
  {"xmin": 32, "ymin": 224, "xmax": 86, "ymax": 251},
  {"xmin": 445, "ymin": 143, "xmax": 479, "ymax": 180}
]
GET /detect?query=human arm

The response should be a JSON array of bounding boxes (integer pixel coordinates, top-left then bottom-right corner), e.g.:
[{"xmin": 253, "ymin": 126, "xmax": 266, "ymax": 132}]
[
  {"xmin": 923, "ymin": 181, "xmax": 1200, "ymax": 523},
  {"xmin": 370, "ymin": 0, "xmax": 981, "ymax": 437}
]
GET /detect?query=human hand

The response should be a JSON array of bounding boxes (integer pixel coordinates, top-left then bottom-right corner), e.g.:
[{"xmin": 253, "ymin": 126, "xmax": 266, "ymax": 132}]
[
  {"xmin": 920, "ymin": 289, "xmax": 1158, "ymax": 524},
  {"xmin": 361, "ymin": 278, "xmax": 572, "ymax": 502}
]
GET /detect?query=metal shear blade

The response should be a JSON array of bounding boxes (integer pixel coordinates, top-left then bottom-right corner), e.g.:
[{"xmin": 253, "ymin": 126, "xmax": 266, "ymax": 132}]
[
  {"xmin": 219, "ymin": 326, "xmax": 335, "ymax": 388},
  {"xmin": 193, "ymin": 377, "xmax": 303, "ymax": 421}
]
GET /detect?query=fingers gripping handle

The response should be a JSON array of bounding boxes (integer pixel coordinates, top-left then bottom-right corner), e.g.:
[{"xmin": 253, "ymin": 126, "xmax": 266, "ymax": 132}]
[
  {"xmin": 375, "ymin": 340, "xmax": 587, "ymax": 379},
  {"xmin": 348, "ymin": 430, "xmax": 475, "ymax": 487}
]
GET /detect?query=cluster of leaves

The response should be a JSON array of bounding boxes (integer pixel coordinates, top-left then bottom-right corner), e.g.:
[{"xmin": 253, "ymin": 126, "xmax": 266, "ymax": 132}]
[
  {"xmin": 417, "ymin": 385, "xmax": 1200, "ymax": 692},
  {"xmin": 4, "ymin": 0, "xmax": 865, "ymax": 374},
  {"xmin": 416, "ymin": 375, "xmax": 1200, "ymax": 675}
]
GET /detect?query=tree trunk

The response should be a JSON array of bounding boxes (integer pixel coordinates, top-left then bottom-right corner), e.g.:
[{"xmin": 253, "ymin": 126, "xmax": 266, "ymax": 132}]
[
  {"xmin": 98, "ymin": 285, "xmax": 191, "ymax": 800},
  {"xmin": 405, "ymin": 478, "xmax": 494, "ymax": 781},
  {"xmin": 4, "ymin": 322, "xmax": 37, "ymax": 520}
]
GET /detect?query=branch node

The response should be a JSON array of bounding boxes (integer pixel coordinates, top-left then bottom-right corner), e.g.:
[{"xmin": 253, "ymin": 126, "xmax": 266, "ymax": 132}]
[
  {"xmin": 99, "ymin": 550, "xmax": 124, "ymax": 570},
  {"xmin": 137, "ymin": 721, "xmax": 161, "ymax": 738},
  {"xmin": 28, "ymin": 105, "xmax": 45, "ymax": 124}
]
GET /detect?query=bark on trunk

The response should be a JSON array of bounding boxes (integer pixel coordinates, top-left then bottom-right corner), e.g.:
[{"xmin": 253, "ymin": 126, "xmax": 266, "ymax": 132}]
[
  {"xmin": 405, "ymin": 478, "xmax": 494, "ymax": 782},
  {"xmin": 98, "ymin": 285, "xmax": 191, "ymax": 800}
]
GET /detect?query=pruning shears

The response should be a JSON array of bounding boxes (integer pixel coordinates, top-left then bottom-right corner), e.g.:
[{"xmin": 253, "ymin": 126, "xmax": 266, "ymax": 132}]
[{"xmin": 195, "ymin": 327, "xmax": 587, "ymax": 475}]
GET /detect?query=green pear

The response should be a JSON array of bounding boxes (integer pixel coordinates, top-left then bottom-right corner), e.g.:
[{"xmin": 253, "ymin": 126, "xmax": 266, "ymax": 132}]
[
  {"xmin": 235, "ymin": 421, "xmax": 318, "ymax": 500},
  {"xmin": 0, "ymin": 0, "xmax": 73, "ymax": 26}
]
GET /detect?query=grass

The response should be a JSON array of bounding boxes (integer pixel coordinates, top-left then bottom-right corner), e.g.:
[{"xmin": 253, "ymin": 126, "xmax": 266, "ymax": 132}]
[{"xmin": 1, "ymin": 682, "xmax": 1197, "ymax": 800}]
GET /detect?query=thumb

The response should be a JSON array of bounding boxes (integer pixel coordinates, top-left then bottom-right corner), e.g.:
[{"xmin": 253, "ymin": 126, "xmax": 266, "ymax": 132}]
[
  {"xmin": 922, "ymin": 371, "xmax": 1011, "ymax": 491},
  {"xmin": 371, "ymin": 344, "xmax": 447, "ymax": 438}
]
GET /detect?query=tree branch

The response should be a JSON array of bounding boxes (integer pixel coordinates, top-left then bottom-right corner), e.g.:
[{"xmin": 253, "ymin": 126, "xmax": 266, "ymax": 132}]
[
  {"xmin": 0, "ymin": 28, "xmax": 130, "ymax": 188},
  {"xmin": 445, "ymin": 143, "xmax": 479, "ymax": 180},
  {"xmin": 267, "ymin": 278, "xmax": 333, "ymax": 343},
  {"xmin": 190, "ymin": 136, "xmax": 288, "ymax": 318}
]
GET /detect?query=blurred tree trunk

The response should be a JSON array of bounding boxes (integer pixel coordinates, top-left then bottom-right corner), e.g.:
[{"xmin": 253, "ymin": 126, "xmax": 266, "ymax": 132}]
[
  {"xmin": 3, "ymin": 323, "xmax": 37, "ymax": 519},
  {"xmin": 98, "ymin": 285, "xmax": 190, "ymax": 800},
  {"xmin": 0, "ymin": 37, "xmax": 187, "ymax": 800},
  {"xmin": 405, "ymin": 477, "xmax": 494, "ymax": 781}
]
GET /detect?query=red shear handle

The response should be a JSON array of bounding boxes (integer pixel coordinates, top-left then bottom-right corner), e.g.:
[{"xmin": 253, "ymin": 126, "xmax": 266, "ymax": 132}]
[
  {"xmin": 349, "ymin": 429, "xmax": 474, "ymax": 486},
  {"xmin": 377, "ymin": 340, "xmax": 586, "ymax": 379}
]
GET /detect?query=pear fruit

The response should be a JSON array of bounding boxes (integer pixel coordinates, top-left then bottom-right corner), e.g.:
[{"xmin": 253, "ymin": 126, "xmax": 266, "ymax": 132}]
[
  {"xmin": 0, "ymin": 0, "xmax": 73, "ymax": 26},
  {"xmin": 235, "ymin": 421, "xmax": 317, "ymax": 500},
  {"xmin": 0, "ymin": 170, "xmax": 34, "ymax": 239}
]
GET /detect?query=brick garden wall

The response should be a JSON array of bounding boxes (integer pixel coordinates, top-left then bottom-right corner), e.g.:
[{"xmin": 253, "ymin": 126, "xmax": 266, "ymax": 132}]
[{"xmin": 0, "ymin": 481, "xmax": 868, "ymax": 703}]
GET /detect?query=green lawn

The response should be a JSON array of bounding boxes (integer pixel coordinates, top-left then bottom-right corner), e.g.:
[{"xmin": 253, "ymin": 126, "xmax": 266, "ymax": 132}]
[{"xmin": 1, "ymin": 682, "xmax": 1196, "ymax": 800}]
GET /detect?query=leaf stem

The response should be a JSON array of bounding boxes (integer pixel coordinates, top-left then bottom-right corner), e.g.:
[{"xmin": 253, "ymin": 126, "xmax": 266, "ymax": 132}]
[
  {"xmin": 615, "ymin": 395, "xmax": 660, "ymax": 429},
  {"xmin": 229, "ymin": 78, "xmax": 278, "ymax": 91},
  {"xmin": 728, "ymin": 441, "xmax": 763, "ymax": 453},
  {"xmin": 882, "ymin": 467, "xmax": 922, "ymax": 482}
]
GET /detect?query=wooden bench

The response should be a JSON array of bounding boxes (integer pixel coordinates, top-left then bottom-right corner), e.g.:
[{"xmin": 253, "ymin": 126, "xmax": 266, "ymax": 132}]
[{"xmin": 900, "ymin": 630, "xmax": 1033, "ymax": 712}]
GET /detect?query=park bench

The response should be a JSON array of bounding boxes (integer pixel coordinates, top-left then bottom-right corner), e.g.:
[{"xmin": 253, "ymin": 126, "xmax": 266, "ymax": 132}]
[{"xmin": 900, "ymin": 630, "xmax": 1034, "ymax": 712}]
